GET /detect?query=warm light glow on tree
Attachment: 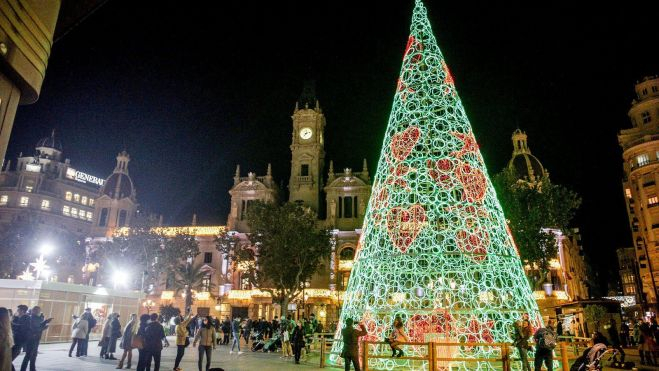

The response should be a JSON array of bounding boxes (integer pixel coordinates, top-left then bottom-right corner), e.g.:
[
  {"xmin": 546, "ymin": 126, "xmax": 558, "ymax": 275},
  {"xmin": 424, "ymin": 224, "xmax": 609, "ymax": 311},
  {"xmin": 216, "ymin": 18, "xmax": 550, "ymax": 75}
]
[{"xmin": 329, "ymin": 1, "xmax": 542, "ymax": 369}]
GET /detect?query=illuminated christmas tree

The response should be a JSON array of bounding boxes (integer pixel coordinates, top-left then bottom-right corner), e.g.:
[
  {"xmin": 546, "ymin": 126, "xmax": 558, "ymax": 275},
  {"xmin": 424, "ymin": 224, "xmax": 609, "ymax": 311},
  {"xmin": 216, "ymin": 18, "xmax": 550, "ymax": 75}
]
[{"xmin": 329, "ymin": 1, "xmax": 542, "ymax": 369}]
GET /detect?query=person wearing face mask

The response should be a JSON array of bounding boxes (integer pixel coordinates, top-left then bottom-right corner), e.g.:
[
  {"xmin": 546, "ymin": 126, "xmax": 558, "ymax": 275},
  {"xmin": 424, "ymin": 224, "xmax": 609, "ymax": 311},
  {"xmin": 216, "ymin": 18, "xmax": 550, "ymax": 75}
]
[{"xmin": 193, "ymin": 316, "xmax": 216, "ymax": 371}]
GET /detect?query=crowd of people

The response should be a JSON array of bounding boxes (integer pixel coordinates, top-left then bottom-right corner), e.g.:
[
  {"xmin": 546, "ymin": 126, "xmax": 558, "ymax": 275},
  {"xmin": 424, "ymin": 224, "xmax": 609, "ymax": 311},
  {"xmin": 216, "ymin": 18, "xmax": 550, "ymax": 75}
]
[{"xmin": 0, "ymin": 305, "xmax": 54, "ymax": 371}]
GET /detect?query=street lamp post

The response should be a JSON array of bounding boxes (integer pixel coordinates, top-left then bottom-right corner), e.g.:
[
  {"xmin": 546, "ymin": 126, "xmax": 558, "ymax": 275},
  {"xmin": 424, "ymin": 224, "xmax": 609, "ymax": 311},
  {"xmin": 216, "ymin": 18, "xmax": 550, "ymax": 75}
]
[{"xmin": 143, "ymin": 299, "xmax": 155, "ymax": 314}]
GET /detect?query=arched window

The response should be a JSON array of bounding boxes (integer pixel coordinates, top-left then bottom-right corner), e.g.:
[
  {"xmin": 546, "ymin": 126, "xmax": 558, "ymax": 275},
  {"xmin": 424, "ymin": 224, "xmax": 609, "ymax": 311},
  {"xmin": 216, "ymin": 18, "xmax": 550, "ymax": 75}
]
[
  {"xmin": 118, "ymin": 210, "xmax": 127, "ymax": 227},
  {"xmin": 340, "ymin": 247, "xmax": 355, "ymax": 260},
  {"xmin": 99, "ymin": 208, "xmax": 109, "ymax": 227}
]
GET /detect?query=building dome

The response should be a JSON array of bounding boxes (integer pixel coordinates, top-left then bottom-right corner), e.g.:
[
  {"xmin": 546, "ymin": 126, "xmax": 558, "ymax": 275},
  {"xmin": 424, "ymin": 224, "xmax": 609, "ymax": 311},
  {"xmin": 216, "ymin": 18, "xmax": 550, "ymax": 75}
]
[
  {"xmin": 35, "ymin": 130, "xmax": 62, "ymax": 151},
  {"xmin": 101, "ymin": 173, "xmax": 134, "ymax": 200},
  {"xmin": 507, "ymin": 129, "xmax": 547, "ymax": 183}
]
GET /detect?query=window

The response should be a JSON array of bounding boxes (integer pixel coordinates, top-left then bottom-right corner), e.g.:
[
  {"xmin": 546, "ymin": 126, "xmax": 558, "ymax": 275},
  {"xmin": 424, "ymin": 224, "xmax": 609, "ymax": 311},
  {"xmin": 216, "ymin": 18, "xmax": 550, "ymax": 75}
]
[
  {"xmin": 201, "ymin": 276, "xmax": 211, "ymax": 291},
  {"xmin": 25, "ymin": 186, "xmax": 33, "ymax": 193},
  {"xmin": 653, "ymin": 86, "xmax": 659, "ymax": 93},
  {"xmin": 340, "ymin": 247, "xmax": 355, "ymax": 260},
  {"xmin": 204, "ymin": 252, "xmax": 213, "ymax": 264},
  {"xmin": 642, "ymin": 111, "xmax": 652, "ymax": 124},
  {"xmin": 71, "ymin": 208, "xmax": 78, "ymax": 218},
  {"xmin": 40, "ymin": 200, "xmax": 50, "ymax": 210},
  {"xmin": 63, "ymin": 206, "xmax": 70, "ymax": 216},
  {"xmin": 65, "ymin": 191, "xmax": 72, "ymax": 201},
  {"xmin": 118, "ymin": 210, "xmax": 127, "ymax": 227},
  {"xmin": 344, "ymin": 196, "xmax": 353, "ymax": 218},
  {"xmin": 81, "ymin": 196, "xmax": 88, "ymax": 205},
  {"xmin": 642, "ymin": 88, "xmax": 648, "ymax": 96},
  {"xmin": 73, "ymin": 194, "xmax": 80, "ymax": 202},
  {"xmin": 19, "ymin": 197, "xmax": 29, "ymax": 207},
  {"xmin": 89, "ymin": 198, "xmax": 94, "ymax": 207},
  {"xmin": 637, "ymin": 154, "xmax": 650, "ymax": 166},
  {"xmin": 648, "ymin": 195, "xmax": 659, "ymax": 207},
  {"xmin": 301, "ymin": 164, "xmax": 309, "ymax": 176},
  {"xmin": 0, "ymin": 195, "xmax": 7, "ymax": 205},
  {"xmin": 625, "ymin": 188, "xmax": 632, "ymax": 199},
  {"xmin": 86, "ymin": 211, "xmax": 93, "ymax": 221},
  {"xmin": 99, "ymin": 208, "xmax": 109, "ymax": 226}
]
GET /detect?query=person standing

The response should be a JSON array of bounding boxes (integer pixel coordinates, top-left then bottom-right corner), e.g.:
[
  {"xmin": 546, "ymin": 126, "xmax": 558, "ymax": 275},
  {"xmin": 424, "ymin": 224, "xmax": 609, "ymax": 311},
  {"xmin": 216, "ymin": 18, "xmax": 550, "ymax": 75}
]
[
  {"xmin": 20, "ymin": 306, "xmax": 52, "ymax": 371},
  {"xmin": 11, "ymin": 305, "xmax": 29, "ymax": 368},
  {"xmin": 221, "ymin": 317, "xmax": 230, "ymax": 345},
  {"xmin": 512, "ymin": 313, "xmax": 532, "ymax": 371},
  {"xmin": 533, "ymin": 319, "xmax": 557, "ymax": 371},
  {"xmin": 174, "ymin": 312, "xmax": 195, "ymax": 371},
  {"xmin": 341, "ymin": 318, "xmax": 367, "ymax": 371},
  {"xmin": 135, "ymin": 314, "xmax": 150, "ymax": 371},
  {"xmin": 0, "ymin": 307, "xmax": 14, "ymax": 371},
  {"xmin": 243, "ymin": 318, "xmax": 252, "ymax": 346},
  {"xmin": 620, "ymin": 320, "xmax": 630, "ymax": 348},
  {"xmin": 69, "ymin": 313, "xmax": 88, "ymax": 357},
  {"xmin": 230, "ymin": 317, "xmax": 243, "ymax": 354},
  {"xmin": 117, "ymin": 313, "xmax": 136, "ymax": 369},
  {"xmin": 280, "ymin": 322, "xmax": 292, "ymax": 359},
  {"xmin": 292, "ymin": 321, "xmax": 307, "ymax": 364},
  {"xmin": 607, "ymin": 318, "xmax": 626, "ymax": 363},
  {"xmin": 100, "ymin": 314, "xmax": 114, "ymax": 359},
  {"xmin": 108, "ymin": 313, "xmax": 122, "ymax": 360},
  {"xmin": 272, "ymin": 316, "xmax": 279, "ymax": 339},
  {"xmin": 143, "ymin": 313, "xmax": 166, "ymax": 371},
  {"xmin": 81, "ymin": 308, "xmax": 97, "ymax": 356},
  {"xmin": 193, "ymin": 316, "xmax": 216, "ymax": 371}
]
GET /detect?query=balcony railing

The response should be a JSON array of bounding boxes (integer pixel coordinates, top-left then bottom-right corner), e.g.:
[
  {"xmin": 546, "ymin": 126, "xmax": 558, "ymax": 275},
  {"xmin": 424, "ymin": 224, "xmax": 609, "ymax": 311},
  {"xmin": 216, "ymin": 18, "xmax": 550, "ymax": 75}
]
[{"xmin": 297, "ymin": 175, "xmax": 312, "ymax": 183}]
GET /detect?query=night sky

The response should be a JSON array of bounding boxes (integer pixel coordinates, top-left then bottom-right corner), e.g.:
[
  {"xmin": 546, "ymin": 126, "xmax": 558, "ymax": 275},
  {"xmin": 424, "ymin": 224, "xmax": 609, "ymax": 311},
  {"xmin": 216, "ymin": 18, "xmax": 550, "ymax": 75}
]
[{"xmin": 6, "ymin": 2, "xmax": 659, "ymax": 293}]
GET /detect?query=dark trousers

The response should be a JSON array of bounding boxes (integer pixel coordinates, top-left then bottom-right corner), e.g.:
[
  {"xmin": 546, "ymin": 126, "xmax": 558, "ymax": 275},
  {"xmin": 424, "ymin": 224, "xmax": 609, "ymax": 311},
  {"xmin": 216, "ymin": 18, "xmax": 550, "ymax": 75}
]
[
  {"xmin": 81, "ymin": 334, "xmax": 90, "ymax": 355},
  {"xmin": 243, "ymin": 330, "xmax": 250, "ymax": 344},
  {"xmin": 174, "ymin": 345, "xmax": 186, "ymax": 368},
  {"xmin": 534, "ymin": 348, "xmax": 553, "ymax": 371},
  {"xmin": 344, "ymin": 355, "xmax": 360, "ymax": 371},
  {"xmin": 11, "ymin": 344, "xmax": 22, "ymax": 371},
  {"xmin": 100, "ymin": 337, "xmax": 109, "ymax": 357},
  {"xmin": 136, "ymin": 349, "xmax": 151, "ymax": 371},
  {"xmin": 198, "ymin": 345, "xmax": 212, "ymax": 371},
  {"xmin": 148, "ymin": 349, "xmax": 161, "ymax": 371},
  {"xmin": 293, "ymin": 343, "xmax": 303, "ymax": 362},
  {"xmin": 20, "ymin": 341, "xmax": 38, "ymax": 371},
  {"xmin": 69, "ymin": 338, "xmax": 83, "ymax": 356},
  {"xmin": 222, "ymin": 331, "xmax": 229, "ymax": 345}
]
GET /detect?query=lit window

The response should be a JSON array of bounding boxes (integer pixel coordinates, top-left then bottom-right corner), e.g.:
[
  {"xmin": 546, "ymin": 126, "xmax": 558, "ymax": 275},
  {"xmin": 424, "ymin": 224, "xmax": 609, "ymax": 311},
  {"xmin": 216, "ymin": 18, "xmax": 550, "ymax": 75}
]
[
  {"xmin": 73, "ymin": 194, "xmax": 80, "ymax": 202},
  {"xmin": 65, "ymin": 192, "xmax": 72, "ymax": 201},
  {"xmin": 642, "ymin": 111, "xmax": 652, "ymax": 124},
  {"xmin": 20, "ymin": 197, "xmax": 29, "ymax": 207},
  {"xmin": 0, "ymin": 195, "xmax": 7, "ymax": 205},
  {"xmin": 25, "ymin": 186, "xmax": 33, "ymax": 193},
  {"xmin": 89, "ymin": 198, "xmax": 94, "ymax": 207},
  {"xmin": 40, "ymin": 200, "xmax": 50, "ymax": 210},
  {"xmin": 71, "ymin": 208, "xmax": 78, "ymax": 218},
  {"xmin": 63, "ymin": 206, "xmax": 70, "ymax": 216},
  {"xmin": 625, "ymin": 188, "xmax": 632, "ymax": 199},
  {"xmin": 81, "ymin": 196, "xmax": 88, "ymax": 205},
  {"xmin": 86, "ymin": 211, "xmax": 93, "ymax": 221},
  {"xmin": 637, "ymin": 154, "xmax": 650, "ymax": 166},
  {"xmin": 649, "ymin": 196, "xmax": 659, "ymax": 206}
]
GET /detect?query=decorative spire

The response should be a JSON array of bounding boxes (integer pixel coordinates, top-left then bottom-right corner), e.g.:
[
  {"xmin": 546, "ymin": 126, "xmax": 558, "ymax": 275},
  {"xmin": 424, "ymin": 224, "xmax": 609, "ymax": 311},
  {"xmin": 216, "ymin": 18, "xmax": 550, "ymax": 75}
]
[
  {"xmin": 267, "ymin": 163, "xmax": 272, "ymax": 177},
  {"xmin": 328, "ymin": 160, "xmax": 335, "ymax": 182},
  {"xmin": 362, "ymin": 158, "xmax": 369, "ymax": 180},
  {"xmin": 192, "ymin": 213, "xmax": 197, "ymax": 226},
  {"xmin": 233, "ymin": 164, "xmax": 241, "ymax": 185},
  {"xmin": 114, "ymin": 151, "xmax": 130, "ymax": 174},
  {"xmin": 511, "ymin": 129, "xmax": 530, "ymax": 156}
]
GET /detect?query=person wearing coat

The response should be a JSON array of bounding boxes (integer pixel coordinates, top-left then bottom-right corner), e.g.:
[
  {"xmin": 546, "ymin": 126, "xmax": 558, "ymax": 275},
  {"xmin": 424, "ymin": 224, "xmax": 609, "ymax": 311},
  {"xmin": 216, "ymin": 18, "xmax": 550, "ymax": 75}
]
[
  {"xmin": 117, "ymin": 313, "xmax": 136, "ymax": 369},
  {"xmin": 193, "ymin": 316, "xmax": 216, "ymax": 371},
  {"xmin": 69, "ymin": 314, "xmax": 89, "ymax": 357},
  {"xmin": 100, "ymin": 314, "xmax": 114, "ymax": 359},
  {"xmin": 291, "ymin": 321, "xmax": 307, "ymax": 364},
  {"xmin": 108, "ymin": 314, "xmax": 122, "ymax": 359},
  {"xmin": 341, "ymin": 318, "xmax": 367, "ymax": 371},
  {"xmin": 0, "ymin": 307, "xmax": 14, "ymax": 371},
  {"xmin": 174, "ymin": 313, "xmax": 195, "ymax": 371}
]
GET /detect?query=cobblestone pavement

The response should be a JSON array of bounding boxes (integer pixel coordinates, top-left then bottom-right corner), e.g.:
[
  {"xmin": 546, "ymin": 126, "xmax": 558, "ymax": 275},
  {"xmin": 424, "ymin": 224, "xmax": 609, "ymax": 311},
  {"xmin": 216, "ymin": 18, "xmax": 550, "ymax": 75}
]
[{"xmin": 12, "ymin": 337, "xmax": 322, "ymax": 371}]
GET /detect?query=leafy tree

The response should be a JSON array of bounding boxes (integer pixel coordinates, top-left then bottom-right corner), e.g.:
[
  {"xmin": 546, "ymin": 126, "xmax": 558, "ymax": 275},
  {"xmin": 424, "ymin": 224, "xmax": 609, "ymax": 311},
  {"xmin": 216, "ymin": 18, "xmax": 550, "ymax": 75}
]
[
  {"xmin": 493, "ymin": 168, "xmax": 581, "ymax": 290},
  {"xmin": 173, "ymin": 263, "xmax": 212, "ymax": 312},
  {"xmin": 583, "ymin": 304, "xmax": 610, "ymax": 333},
  {"xmin": 217, "ymin": 201, "xmax": 331, "ymax": 312}
]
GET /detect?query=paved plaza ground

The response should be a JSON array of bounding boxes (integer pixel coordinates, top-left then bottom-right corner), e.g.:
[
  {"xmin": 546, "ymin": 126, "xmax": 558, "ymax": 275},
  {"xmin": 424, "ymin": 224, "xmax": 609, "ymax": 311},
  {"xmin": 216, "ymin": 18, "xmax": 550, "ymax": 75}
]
[{"xmin": 12, "ymin": 338, "xmax": 659, "ymax": 371}]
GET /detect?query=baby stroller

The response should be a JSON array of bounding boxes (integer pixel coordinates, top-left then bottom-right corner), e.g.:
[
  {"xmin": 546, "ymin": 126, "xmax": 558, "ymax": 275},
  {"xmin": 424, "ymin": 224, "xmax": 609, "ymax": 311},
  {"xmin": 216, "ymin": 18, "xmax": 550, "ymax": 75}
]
[
  {"xmin": 251, "ymin": 331, "xmax": 265, "ymax": 352},
  {"xmin": 570, "ymin": 344, "xmax": 619, "ymax": 371},
  {"xmin": 263, "ymin": 334, "xmax": 281, "ymax": 353}
]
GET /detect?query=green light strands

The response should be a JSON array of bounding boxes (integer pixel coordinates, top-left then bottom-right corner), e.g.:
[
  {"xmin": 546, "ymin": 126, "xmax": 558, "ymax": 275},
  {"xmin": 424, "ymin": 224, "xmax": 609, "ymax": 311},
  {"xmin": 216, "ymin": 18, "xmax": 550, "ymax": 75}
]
[{"xmin": 329, "ymin": 0, "xmax": 542, "ymax": 369}]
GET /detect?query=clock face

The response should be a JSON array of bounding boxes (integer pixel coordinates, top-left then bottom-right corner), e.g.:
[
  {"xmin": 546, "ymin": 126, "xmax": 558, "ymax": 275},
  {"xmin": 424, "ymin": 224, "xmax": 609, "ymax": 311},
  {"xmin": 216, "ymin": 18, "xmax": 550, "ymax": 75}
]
[{"xmin": 300, "ymin": 127, "xmax": 313, "ymax": 140}]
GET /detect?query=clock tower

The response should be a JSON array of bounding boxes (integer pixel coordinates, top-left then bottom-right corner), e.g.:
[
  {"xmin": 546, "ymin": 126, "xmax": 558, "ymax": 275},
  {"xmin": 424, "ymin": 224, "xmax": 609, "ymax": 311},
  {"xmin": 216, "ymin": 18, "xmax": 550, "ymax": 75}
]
[{"xmin": 288, "ymin": 82, "xmax": 325, "ymax": 213}]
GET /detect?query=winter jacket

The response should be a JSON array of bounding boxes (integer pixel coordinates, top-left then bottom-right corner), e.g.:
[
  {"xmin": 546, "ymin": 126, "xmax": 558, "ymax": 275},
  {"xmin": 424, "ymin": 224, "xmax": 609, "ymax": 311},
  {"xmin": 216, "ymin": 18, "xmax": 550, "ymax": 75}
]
[
  {"xmin": 194, "ymin": 327, "xmax": 216, "ymax": 347},
  {"xmin": 341, "ymin": 324, "xmax": 367, "ymax": 358},
  {"xmin": 71, "ymin": 318, "xmax": 89, "ymax": 339},
  {"xmin": 144, "ymin": 321, "xmax": 166, "ymax": 351},
  {"xmin": 176, "ymin": 315, "xmax": 194, "ymax": 346}
]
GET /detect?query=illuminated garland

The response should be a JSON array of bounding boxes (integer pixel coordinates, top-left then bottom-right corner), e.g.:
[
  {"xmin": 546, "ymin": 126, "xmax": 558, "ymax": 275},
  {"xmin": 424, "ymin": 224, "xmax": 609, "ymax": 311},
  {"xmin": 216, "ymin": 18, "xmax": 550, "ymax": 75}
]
[{"xmin": 329, "ymin": 1, "xmax": 542, "ymax": 369}]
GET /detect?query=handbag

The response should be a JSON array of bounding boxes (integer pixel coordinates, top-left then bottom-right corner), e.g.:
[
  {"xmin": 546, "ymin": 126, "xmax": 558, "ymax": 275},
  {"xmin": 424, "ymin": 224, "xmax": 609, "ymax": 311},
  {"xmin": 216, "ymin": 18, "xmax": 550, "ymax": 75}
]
[
  {"xmin": 185, "ymin": 336, "xmax": 190, "ymax": 347},
  {"xmin": 131, "ymin": 334, "xmax": 144, "ymax": 349}
]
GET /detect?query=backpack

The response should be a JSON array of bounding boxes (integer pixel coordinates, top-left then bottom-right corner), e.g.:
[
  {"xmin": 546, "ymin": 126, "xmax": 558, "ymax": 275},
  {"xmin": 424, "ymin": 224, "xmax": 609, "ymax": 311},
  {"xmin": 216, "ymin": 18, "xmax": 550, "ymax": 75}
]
[{"xmin": 538, "ymin": 329, "xmax": 557, "ymax": 350}]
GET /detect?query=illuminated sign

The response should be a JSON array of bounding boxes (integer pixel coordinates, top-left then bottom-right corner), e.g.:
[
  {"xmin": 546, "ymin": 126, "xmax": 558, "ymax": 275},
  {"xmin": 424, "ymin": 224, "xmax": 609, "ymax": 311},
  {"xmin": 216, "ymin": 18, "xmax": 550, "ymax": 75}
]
[
  {"xmin": 66, "ymin": 168, "xmax": 104, "ymax": 187},
  {"xmin": 26, "ymin": 163, "xmax": 41, "ymax": 173}
]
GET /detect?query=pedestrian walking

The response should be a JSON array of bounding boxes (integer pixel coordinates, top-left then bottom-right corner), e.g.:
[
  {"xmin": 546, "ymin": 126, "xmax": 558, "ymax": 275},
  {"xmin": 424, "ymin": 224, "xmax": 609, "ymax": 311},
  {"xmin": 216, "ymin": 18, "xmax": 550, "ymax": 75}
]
[
  {"xmin": 341, "ymin": 318, "xmax": 367, "ymax": 371},
  {"xmin": 11, "ymin": 305, "xmax": 30, "ymax": 368},
  {"xmin": 533, "ymin": 319, "xmax": 557, "ymax": 371},
  {"xmin": 388, "ymin": 315, "xmax": 408, "ymax": 357},
  {"xmin": 221, "ymin": 316, "xmax": 230, "ymax": 345},
  {"xmin": 281, "ymin": 322, "xmax": 292, "ymax": 358},
  {"xmin": 193, "ymin": 316, "xmax": 216, "ymax": 371},
  {"xmin": 640, "ymin": 321, "xmax": 657, "ymax": 365},
  {"xmin": 135, "ymin": 314, "xmax": 150, "ymax": 371},
  {"xmin": 230, "ymin": 317, "xmax": 243, "ymax": 354},
  {"xmin": 143, "ymin": 313, "xmax": 167, "ymax": 371},
  {"xmin": 174, "ymin": 312, "xmax": 195, "ymax": 371},
  {"xmin": 0, "ymin": 307, "xmax": 14, "ymax": 371},
  {"xmin": 512, "ymin": 313, "xmax": 532, "ymax": 371},
  {"xmin": 292, "ymin": 321, "xmax": 307, "ymax": 364},
  {"xmin": 69, "ymin": 313, "xmax": 88, "ymax": 357},
  {"xmin": 20, "ymin": 306, "xmax": 53, "ymax": 371},
  {"xmin": 116, "ymin": 313, "xmax": 136, "ymax": 369}
]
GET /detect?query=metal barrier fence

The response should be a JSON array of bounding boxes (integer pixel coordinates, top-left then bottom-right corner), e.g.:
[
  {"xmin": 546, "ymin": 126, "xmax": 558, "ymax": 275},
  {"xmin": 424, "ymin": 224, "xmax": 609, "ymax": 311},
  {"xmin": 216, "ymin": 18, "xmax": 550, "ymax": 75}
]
[{"xmin": 305, "ymin": 335, "xmax": 594, "ymax": 370}]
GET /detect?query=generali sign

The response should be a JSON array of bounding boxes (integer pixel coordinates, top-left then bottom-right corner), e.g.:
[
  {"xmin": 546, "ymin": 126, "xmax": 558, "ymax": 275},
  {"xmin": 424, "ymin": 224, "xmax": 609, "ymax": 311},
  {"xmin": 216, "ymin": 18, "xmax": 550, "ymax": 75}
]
[{"xmin": 66, "ymin": 168, "xmax": 104, "ymax": 187}]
